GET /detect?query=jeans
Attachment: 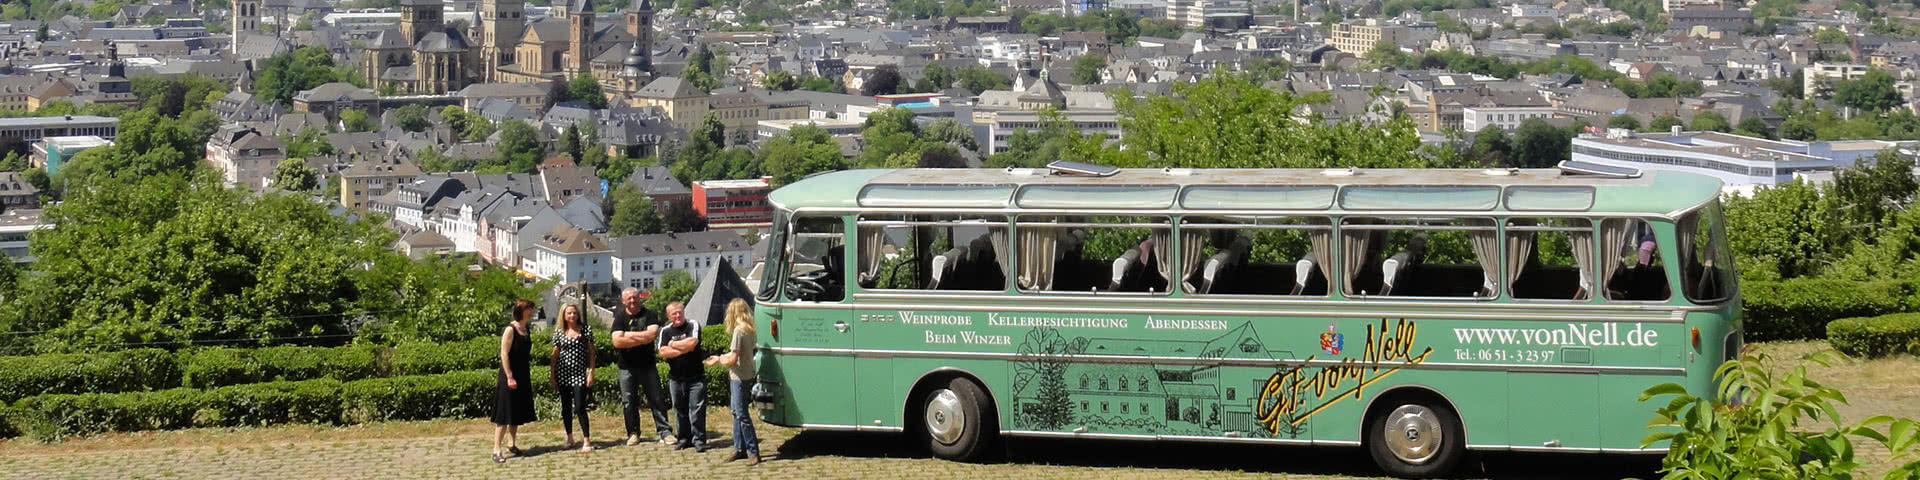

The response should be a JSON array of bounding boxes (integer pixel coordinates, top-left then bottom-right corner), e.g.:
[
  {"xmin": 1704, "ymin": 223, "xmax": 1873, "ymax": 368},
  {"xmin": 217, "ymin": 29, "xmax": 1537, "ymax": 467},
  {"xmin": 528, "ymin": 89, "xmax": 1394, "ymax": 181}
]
[
  {"xmin": 557, "ymin": 385, "xmax": 590, "ymax": 439},
  {"xmin": 668, "ymin": 376, "xmax": 707, "ymax": 447},
  {"xmin": 618, "ymin": 367, "xmax": 672, "ymax": 439},
  {"xmin": 729, "ymin": 378, "xmax": 760, "ymax": 457}
]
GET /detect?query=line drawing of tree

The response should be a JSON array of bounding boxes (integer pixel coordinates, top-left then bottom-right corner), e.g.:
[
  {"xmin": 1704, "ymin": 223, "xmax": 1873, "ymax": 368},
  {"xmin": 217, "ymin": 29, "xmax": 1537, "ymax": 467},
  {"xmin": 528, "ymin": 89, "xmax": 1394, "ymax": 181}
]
[{"xmin": 1012, "ymin": 328, "xmax": 1088, "ymax": 430}]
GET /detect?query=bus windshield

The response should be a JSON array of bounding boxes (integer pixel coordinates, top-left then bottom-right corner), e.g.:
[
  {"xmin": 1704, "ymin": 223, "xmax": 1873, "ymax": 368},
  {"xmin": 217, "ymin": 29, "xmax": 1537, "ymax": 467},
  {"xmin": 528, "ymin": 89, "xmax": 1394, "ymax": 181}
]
[
  {"xmin": 757, "ymin": 211, "xmax": 787, "ymax": 302},
  {"xmin": 1679, "ymin": 200, "xmax": 1734, "ymax": 304}
]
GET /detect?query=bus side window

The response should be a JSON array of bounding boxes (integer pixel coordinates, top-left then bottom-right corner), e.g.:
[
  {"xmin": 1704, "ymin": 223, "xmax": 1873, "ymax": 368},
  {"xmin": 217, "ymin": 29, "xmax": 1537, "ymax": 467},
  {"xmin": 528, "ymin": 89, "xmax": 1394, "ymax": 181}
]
[
  {"xmin": 786, "ymin": 216, "xmax": 846, "ymax": 302},
  {"xmin": 856, "ymin": 214, "xmax": 1008, "ymax": 291},
  {"xmin": 1340, "ymin": 217, "xmax": 1499, "ymax": 298},
  {"xmin": 1178, "ymin": 216, "xmax": 1331, "ymax": 296},
  {"xmin": 1018, "ymin": 216, "xmax": 1168, "ymax": 293},
  {"xmin": 1601, "ymin": 218, "xmax": 1670, "ymax": 301},
  {"xmin": 1508, "ymin": 218, "xmax": 1594, "ymax": 301}
]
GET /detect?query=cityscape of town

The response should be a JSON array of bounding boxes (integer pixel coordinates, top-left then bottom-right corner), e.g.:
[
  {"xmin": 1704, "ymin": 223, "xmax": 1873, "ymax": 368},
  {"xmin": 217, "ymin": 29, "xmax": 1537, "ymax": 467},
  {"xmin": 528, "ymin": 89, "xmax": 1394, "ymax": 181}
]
[{"xmin": 0, "ymin": 0, "xmax": 1913, "ymax": 298}]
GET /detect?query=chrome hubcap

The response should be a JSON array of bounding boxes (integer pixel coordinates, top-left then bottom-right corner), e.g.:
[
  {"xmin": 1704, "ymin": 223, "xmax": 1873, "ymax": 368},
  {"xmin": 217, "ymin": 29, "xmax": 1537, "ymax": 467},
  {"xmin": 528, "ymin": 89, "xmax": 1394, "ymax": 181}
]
[
  {"xmin": 925, "ymin": 389, "xmax": 965, "ymax": 445},
  {"xmin": 1383, "ymin": 405, "xmax": 1443, "ymax": 465}
]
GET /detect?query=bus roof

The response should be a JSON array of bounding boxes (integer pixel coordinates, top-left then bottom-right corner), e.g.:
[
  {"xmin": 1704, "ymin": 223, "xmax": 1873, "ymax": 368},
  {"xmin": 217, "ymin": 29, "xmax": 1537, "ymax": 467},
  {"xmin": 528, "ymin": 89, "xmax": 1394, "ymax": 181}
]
[{"xmin": 768, "ymin": 167, "xmax": 1723, "ymax": 216}]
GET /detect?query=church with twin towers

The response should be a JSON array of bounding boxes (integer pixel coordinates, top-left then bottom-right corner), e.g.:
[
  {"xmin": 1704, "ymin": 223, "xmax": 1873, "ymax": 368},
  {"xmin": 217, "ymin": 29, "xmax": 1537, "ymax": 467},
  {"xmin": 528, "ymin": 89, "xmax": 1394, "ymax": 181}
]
[{"xmin": 235, "ymin": 0, "xmax": 656, "ymax": 97}]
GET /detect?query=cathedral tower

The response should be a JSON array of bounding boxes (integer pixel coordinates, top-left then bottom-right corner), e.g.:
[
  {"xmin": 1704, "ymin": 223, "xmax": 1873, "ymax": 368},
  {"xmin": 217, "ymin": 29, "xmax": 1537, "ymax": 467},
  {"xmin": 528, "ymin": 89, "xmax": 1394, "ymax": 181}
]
[
  {"xmin": 480, "ymin": 0, "xmax": 525, "ymax": 82},
  {"xmin": 400, "ymin": 0, "xmax": 444, "ymax": 45},
  {"xmin": 565, "ymin": 0, "xmax": 593, "ymax": 78},
  {"xmin": 625, "ymin": 0, "xmax": 652, "ymax": 74},
  {"xmin": 232, "ymin": 0, "xmax": 260, "ymax": 53}
]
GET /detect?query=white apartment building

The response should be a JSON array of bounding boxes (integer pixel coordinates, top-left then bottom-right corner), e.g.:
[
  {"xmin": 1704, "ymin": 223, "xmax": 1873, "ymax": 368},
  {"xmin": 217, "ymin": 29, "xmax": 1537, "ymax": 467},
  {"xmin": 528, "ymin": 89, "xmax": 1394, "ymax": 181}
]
[
  {"xmin": 1330, "ymin": 19, "xmax": 1411, "ymax": 56},
  {"xmin": 1805, "ymin": 63, "xmax": 1871, "ymax": 99},
  {"xmin": 612, "ymin": 230, "xmax": 753, "ymax": 290},
  {"xmin": 0, "ymin": 208, "xmax": 48, "ymax": 264},
  {"xmin": 1461, "ymin": 106, "xmax": 1559, "ymax": 132},
  {"xmin": 204, "ymin": 124, "xmax": 284, "ymax": 192},
  {"xmin": 528, "ymin": 224, "xmax": 614, "ymax": 287}
]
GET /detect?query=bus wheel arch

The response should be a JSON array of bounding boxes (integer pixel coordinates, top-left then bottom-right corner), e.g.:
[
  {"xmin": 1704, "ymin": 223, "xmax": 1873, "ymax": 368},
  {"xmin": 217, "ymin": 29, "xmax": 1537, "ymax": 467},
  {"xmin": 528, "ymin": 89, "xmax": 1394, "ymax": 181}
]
[
  {"xmin": 1361, "ymin": 385, "xmax": 1467, "ymax": 478},
  {"xmin": 904, "ymin": 368, "xmax": 999, "ymax": 462}
]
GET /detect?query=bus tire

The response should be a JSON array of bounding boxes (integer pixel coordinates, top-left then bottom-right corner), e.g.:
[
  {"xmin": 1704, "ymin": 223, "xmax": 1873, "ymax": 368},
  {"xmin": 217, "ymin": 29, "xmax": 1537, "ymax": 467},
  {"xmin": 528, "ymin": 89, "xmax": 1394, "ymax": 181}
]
[
  {"xmin": 921, "ymin": 377, "xmax": 991, "ymax": 461},
  {"xmin": 1365, "ymin": 399, "xmax": 1464, "ymax": 478}
]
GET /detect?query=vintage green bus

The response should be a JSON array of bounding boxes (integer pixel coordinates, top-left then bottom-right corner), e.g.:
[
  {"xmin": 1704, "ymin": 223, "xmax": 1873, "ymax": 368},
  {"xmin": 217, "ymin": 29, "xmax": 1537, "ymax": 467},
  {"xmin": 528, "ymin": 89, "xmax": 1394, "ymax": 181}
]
[{"xmin": 748, "ymin": 164, "xmax": 1739, "ymax": 478}]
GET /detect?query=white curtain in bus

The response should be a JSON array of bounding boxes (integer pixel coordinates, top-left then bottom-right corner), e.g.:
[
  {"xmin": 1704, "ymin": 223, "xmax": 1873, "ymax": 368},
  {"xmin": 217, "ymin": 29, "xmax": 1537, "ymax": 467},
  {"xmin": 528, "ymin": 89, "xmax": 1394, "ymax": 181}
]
[
  {"xmin": 1019, "ymin": 227, "xmax": 1058, "ymax": 290},
  {"xmin": 1598, "ymin": 219, "xmax": 1633, "ymax": 292},
  {"xmin": 1467, "ymin": 219, "xmax": 1500, "ymax": 297},
  {"xmin": 1307, "ymin": 218, "xmax": 1333, "ymax": 293},
  {"xmin": 1569, "ymin": 226, "xmax": 1595, "ymax": 298},
  {"xmin": 1504, "ymin": 219, "xmax": 1536, "ymax": 289},
  {"xmin": 856, "ymin": 225, "xmax": 887, "ymax": 286},
  {"xmin": 989, "ymin": 226, "xmax": 1011, "ymax": 279},
  {"xmin": 1150, "ymin": 228, "xmax": 1204, "ymax": 292},
  {"xmin": 1340, "ymin": 219, "xmax": 1375, "ymax": 295}
]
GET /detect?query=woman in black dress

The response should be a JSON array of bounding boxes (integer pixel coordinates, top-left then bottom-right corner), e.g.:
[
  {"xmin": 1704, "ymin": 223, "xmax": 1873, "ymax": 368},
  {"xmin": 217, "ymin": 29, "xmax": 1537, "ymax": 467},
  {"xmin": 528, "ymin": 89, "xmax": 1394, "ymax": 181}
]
[{"xmin": 492, "ymin": 299, "xmax": 537, "ymax": 463}]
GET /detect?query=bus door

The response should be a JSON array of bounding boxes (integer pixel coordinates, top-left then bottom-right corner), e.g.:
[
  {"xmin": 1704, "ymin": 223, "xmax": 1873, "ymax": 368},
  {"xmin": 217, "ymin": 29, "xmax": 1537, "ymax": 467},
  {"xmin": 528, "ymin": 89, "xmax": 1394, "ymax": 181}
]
[{"xmin": 774, "ymin": 215, "xmax": 857, "ymax": 427}]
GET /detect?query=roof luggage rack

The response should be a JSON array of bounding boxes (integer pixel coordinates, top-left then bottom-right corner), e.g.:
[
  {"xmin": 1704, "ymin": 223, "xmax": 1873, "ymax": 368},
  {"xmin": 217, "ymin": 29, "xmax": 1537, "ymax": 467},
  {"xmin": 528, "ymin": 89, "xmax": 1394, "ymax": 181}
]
[
  {"xmin": 1556, "ymin": 160, "xmax": 1642, "ymax": 179},
  {"xmin": 1046, "ymin": 160, "xmax": 1120, "ymax": 177}
]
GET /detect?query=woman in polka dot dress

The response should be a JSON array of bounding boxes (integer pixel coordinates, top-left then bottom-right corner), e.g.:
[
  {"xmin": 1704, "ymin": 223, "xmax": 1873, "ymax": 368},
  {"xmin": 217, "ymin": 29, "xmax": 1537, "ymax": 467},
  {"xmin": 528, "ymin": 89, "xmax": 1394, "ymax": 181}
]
[{"xmin": 550, "ymin": 304, "xmax": 597, "ymax": 453}]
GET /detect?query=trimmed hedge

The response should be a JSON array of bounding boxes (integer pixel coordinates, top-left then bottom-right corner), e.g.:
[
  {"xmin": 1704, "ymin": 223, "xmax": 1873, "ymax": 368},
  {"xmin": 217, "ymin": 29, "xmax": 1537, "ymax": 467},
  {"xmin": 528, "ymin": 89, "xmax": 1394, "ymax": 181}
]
[
  {"xmin": 0, "ymin": 349, "xmax": 178, "ymax": 404},
  {"xmin": 7, "ymin": 361, "xmax": 734, "ymax": 441},
  {"xmin": 1742, "ymin": 279, "xmax": 1916, "ymax": 341},
  {"xmin": 179, "ymin": 345, "xmax": 380, "ymax": 389},
  {"xmin": 1828, "ymin": 313, "xmax": 1920, "ymax": 358}
]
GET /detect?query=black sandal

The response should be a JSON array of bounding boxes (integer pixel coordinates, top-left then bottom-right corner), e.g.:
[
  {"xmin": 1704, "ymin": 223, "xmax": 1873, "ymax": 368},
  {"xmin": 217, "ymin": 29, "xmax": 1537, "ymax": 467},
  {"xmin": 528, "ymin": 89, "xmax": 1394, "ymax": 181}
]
[{"xmin": 492, "ymin": 452, "xmax": 507, "ymax": 464}]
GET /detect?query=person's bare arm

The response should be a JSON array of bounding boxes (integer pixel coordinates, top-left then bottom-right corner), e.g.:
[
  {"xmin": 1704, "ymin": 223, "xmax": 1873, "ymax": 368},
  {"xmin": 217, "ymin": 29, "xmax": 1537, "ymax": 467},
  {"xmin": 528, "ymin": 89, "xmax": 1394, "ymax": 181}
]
[
  {"xmin": 659, "ymin": 337, "xmax": 685, "ymax": 358},
  {"xmin": 585, "ymin": 342, "xmax": 597, "ymax": 387},
  {"xmin": 611, "ymin": 329, "xmax": 644, "ymax": 349},
  {"xmin": 499, "ymin": 327, "xmax": 517, "ymax": 389},
  {"xmin": 636, "ymin": 325, "xmax": 660, "ymax": 343},
  {"xmin": 671, "ymin": 337, "xmax": 699, "ymax": 354},
  {"xmin": 549, "ymin": 344, "xmax": 560, "ymax": 389}
]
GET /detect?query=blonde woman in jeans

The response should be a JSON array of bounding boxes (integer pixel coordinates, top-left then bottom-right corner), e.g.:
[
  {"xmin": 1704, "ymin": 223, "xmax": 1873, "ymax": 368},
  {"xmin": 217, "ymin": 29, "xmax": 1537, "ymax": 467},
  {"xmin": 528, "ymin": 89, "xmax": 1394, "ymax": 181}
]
[{"xmin": 705, "ymin": 298, "xmax": 760, "ymax": 465}]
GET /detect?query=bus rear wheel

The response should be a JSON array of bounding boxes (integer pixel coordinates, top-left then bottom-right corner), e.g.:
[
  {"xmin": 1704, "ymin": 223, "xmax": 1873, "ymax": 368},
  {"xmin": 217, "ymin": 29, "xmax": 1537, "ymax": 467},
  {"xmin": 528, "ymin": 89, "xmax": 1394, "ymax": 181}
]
[
  {"xmin": 921, "ymin": 377, "xmax": 991, "ymax": 461},
  {"xmin": 1366, "ymin": 401, "xmax": 1465, "ymax": 478}
]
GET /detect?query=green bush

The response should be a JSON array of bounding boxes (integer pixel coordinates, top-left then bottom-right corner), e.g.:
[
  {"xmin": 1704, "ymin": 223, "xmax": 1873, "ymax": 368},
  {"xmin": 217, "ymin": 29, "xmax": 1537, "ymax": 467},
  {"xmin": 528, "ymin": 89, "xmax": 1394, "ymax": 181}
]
[
  {"xmin": 13, "ymin": 388, "xmax": 205, "ymax": 441},
  {"xmin": 199, "ymin": 379, "xmax": 346, "ymax": 427},
  {"xmin": 340, "ymin": 371, "xmax": 492, "ymax": 423},
  {"xmin": 0, "ymin": 349, "xmax": 179, "ymax": 404},
  {"xmin": 1827, "ymin": 313, "xmax": 1920, "ymax": 358},
  {"xmin": 178, "ymin": 345, "xmax": 380, "ymax": 389},
  {"xmin": 1741, "ymin": 279, "xmax": 1914, "ymax": 341},
  {"xmin": 386, "ymin": 337, "xmax": 501, "ymax": 376}
]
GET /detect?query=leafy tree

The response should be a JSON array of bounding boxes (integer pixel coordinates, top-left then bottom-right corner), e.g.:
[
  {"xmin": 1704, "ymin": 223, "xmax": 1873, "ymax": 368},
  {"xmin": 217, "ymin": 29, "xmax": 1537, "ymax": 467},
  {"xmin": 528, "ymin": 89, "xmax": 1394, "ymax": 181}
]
[
  {"xmin": 0, "ymin": 151, "xmax": 24, "ymax": 171},
  {"xmin": 1828, "ymin": 149, "xmax": 1918, "ymax": 246},
  {"xmin": 925, "ymin": 118, "xmax": 978, "ymax": 151},
  {"xmin": 1736, "ymin": 117, "xmax": 1774, "ymax": 139},
  {"xmin": 415, "ymin": 147, "xmax": 473, "ymax": 173},
  {"xmin": 670, "ymin": 114, "xmax": 728, "ymax": 182},
  {"xmin": 1813, "ymin": 27, "xmax": 1849, "ymax": 44},
  {"xmin": 861, "ymin": 64, "xmax": 905, "ymax": 96},
  {"xmin": 1110, "ymin": 72, "xmax": 1457, "ymax": 169},
  {"xmin": 685, "ymin": 44, "xmax": 720, "ymax": 92},
  {"xmin": 1468, "ymin": 126, "xmax": 1513, "ymax": 167},
  {"xmin": 256, "ymin": 47, "xmax": 350, "ymax": 106},
  {"xmin": 1834, "ymin": 69, "xmax": 1904, "ymax": 112},
  {"xmin": 1647, "ymin": 114, "xmax": 1685, "ymax": 132},
  {"xmin": 390, "ymin": 104, "xmax": 431, "ymax": 133},
  {"xmin": 956, "ymin": 65, "xmax": 1011, "ymax": 94},
  {"xmin": 22, "ymin": 168, "xmax": 49, "ymax": 193},
  {"xmin": 662, "ymin": 197, "xmax": 708, "ymax": 232},
  {"xmin": 606, "ymin": 184, "xmax": 665, "ymax": 236},
  {"xmin": 492, "ymin": 121, "xmax": 543, "ymax": 173},
  {"xmin": 130, "ymin": 75, "xmax": 228, "ymax": 118},
  {"xmin": 1607, "ymin": 114, "xmax": 1642, "ymax": 130},
  {"xmin": 642, "ymin": 270, "xmax": 697, "ymax": 314},
  {"xmin": 462, "ymin": 115, "xmax": 496, "ymax": 142},
  {"xmin": 1072, "ymin": 54, "xmax": 1106, "ymax": 85},
  {"xmin": 916, "ymin": 143, "xmax": 967, "ymax": 168},
  {"xmin": 560, "ymin": 124, "xmax": 584, "ymax": 164},
  {"xmin": 760, "ymin": 125, "xmax": 846, "ymax": 186},
  {"xmin": 1511, "ymin": 119, "xmax": 1570, "ymax": 168},
  {"xmin": 567, "ymin": 74, "xmax": 609, "ymax": 109},
  {"xmin": 441, "ymin": 106, "xmax": 470, "ymax": 136},
  {"xmin": 799, "ymin": 74, "xmax": 842, "ymax": 93},
  {"xmin": 1689, "ymin": 111, "xmax": 1731, "ymax": 133},
  {"xmin": 1724, "ymin": 179, "xmax": 1836, "ymax": 280},
  {"xmin": 340, "ymin": 109, "xmax": 375, "ymax": 132},
  {"xmin": 1639, "ymin": 350, "xmax": 1920, "ymax": 480},
  {"xmin": 1779, "ymin": 118, "xmax": 1817, "ymax": 140},
  {"xmin": 764, "ymin": 71, "xmax": 800, "ymax": 91},
  {"xmin": 272, "ymin": 158, "xmax": 319, "ymax": 192},
  {"xmin": 56, "ymin": 109, "xmax": 202, "ymax": 186}
]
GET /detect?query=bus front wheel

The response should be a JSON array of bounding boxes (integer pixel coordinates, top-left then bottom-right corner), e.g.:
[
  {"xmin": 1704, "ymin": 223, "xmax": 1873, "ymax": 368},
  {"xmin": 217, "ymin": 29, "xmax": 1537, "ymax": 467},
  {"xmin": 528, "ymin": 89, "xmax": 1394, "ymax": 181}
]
[
  {"xmin": 1365, "ymin": 400, "xmax": 1465, "ymax": 478},
  {"xmin": 921, "ymin": 378, "xmax": 991, "ymax": 461}
]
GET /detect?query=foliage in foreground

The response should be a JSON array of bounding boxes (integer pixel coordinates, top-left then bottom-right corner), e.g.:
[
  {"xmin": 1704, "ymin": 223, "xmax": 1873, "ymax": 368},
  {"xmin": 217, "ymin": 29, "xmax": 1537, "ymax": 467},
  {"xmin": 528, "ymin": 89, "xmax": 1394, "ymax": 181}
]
[{"xmin": 1640, "ymin": 350, "xmax": 1920, "ymax": 479}]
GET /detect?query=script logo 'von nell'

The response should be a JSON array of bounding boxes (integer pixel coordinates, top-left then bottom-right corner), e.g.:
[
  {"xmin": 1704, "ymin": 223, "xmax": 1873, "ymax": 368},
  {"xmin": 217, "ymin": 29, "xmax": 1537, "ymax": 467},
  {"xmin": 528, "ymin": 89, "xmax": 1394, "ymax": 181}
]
[{"xmin": 1256, "ymin": 318, "xmax": 1433, "ymax": 436}]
